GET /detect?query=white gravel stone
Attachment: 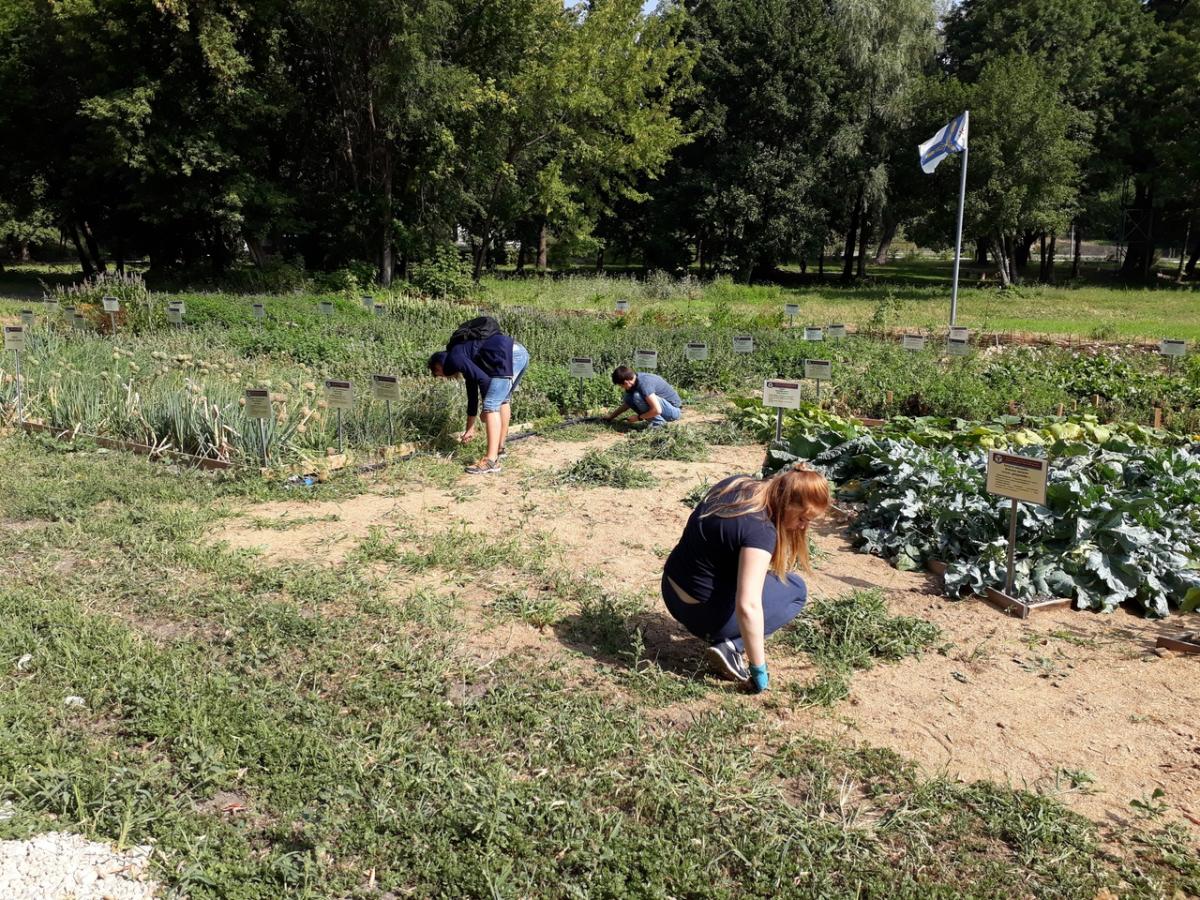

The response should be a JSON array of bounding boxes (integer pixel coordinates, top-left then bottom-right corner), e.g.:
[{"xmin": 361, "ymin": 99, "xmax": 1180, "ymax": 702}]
[{"xmin": 0, "ymin": 831, "xmax": 161, "ymax": 899}]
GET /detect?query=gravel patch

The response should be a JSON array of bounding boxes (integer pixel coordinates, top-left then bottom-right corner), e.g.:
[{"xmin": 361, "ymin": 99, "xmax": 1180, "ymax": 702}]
[{"xmin": 0, "ymin": 831, "xmax": 160, "ymax": 899}]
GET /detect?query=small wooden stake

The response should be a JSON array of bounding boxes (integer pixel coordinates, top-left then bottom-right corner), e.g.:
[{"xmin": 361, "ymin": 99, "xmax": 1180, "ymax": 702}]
[
  {"xmin": 1153, "ymin": 407, "xmax": 1163, "ymax": 429},
  {"xmin": 1008, "ymin": 400, "xmax": 1018, "ymax": 416},
  {"xmin": 1092, "ymin": 394, "xmax": 1100, "ymax": 408},
  {"xmin": 886, "ymin": 390, "xmax": 894, "ymax": 406},
  {"xmin": 1055, "ymin": 403, "xmax": 1064, "ymax": 417}
]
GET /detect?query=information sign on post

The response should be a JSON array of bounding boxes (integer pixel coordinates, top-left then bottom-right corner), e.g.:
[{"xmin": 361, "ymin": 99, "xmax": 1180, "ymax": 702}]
[
  {"xmin": 634, "ymin": 348, "xmax": 658, "ymax": 371},
  {"xmin": 325, "ymin": 379, "xmax": 354, "ymax": 452},
  {"xmin": 1160, "ymin": 339, "xmax": 1187, "ymax": 357},
  {"xmin": 244, "ymin": 388, "xmax": 272, "ymax": 466},
  {"xmin": 784, "ymin": 303, "xmax": 800, "ymax": 319},
  {"xmin": 685, "ymin": 342, "xmax": 709, "ymax": 361},
  {"xmin": 984, "ymin": 451, "xmax": 1061, "ymax": 619},
  {"xmin": 320, "ymin": 301, "xmax": 334, "ymax": 317},
  {"xmin": 372, "ymin": 374, "xmax": 401, "ymax": 445},
  {"xmin": 569, "ymin": 357, "xmax": 595, "ymax": 378},
  {"xmin": 20, "ymin": 309, "xmax": 34, "ymax": 327},
  {"xmin": 44, "ymin": 299, "xmax": 59, "ymax": 313},
  {"xmin": 252, "ymin": 303, "xmax": 266, "ymax": 321},
  {"xmin": 102, "ymin": 295, "xmax": 120, "ymax": 335},
  {"xmin": 763, "ymin": 378, "xmax": 802, "ymax": 444},
  {"xmin": 902, "ymin": 334, "xmax": 926, "ymax": 351},
  {"xmin": 827, "ymin": 324, "xmax": 847, "ymax": 340},
  {"xmin": 361, "ymin": 295, "xmax": 375, "ymax": 312},
  {"xmin": 804, "ymin": 326, "xmax": 824, "ymax": 342},
  {"xmin": 949, "ymin": 326, "xmax": 970, "ymax": 342},
  {"xmin": 374, "ymin": 304, "xmax": 386, "ymax": 318},
  {"xmin": 4, "ymin": 324, "xmax": 25, "ymax": 352},
  {"xmin": 803, "ymin": 359, "xmax": 832, "ymax": 382},
  {"xmin": 733, "ymin": 335, "xmax": 755, "ymax": 354},
  {"xmin": 948, "ymin": 337, "xmax": 970, "ymax": 357},
  {"xmin": 167, "ymin": 302, "xmax": 184, "ymax": 325},
  {"xmin": 615, "ymin": 299, "xmax": 630, "ymax": 313}
]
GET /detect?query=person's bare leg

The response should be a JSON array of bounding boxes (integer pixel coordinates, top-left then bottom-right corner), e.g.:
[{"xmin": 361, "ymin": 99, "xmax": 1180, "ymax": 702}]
[
  {"xmin": 483, "ymin": 411, "xmax": 502, "ymax": 462},
  {"xmin": 499, "ymin": 402, "xmax": 512, "ymax": 452}
]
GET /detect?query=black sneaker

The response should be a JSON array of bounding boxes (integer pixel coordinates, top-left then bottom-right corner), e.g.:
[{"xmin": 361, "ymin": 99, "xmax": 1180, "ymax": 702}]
[
  {"xmin": 704, "ymin": 639, "xmax": 750, "ymax": 682},
  {"xmin": 465, "ymin": 457, "xmax": 502, "ymax": 475}
]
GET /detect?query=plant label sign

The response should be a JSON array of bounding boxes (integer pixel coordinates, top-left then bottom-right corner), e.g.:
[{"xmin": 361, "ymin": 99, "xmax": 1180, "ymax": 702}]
[
  {"xmin": 949, "ymin": 326, "xmax": 970, "ymax": 342},
  {"xmin": 569, "ymin": 357, "xmax": 595, "ymax": 378},
  {"xmin": 784, "ymin": 303, "xmax": 800, "ymax": 318},
  {"xmin": 763, "ymin": 379, "xmax": 802, "ymax": 410},
  {"xmin": 244, "ymin": 388, "xmax": 272, "ymax": 420},
  {"xmin": 733, "ymin": 335, "xmax": 755, "ymax": 354},
  {"xmin": 827, "ymin": 324, "xmax": 847, "ymax": 339},
  {"xmin": 804, "ymin": 327, "xmax": 824, "ymax": 342},
  {"xmin": 44, "ymin": 299, "xmax": 59, "ymax": 313},
  {"xmin": 685, "ymin": 341, "xmax": 709, "ymax": 361},
  {"xmin": 252, "ymin": 303, "xmax": 266, "ymax": 321},
  {"xmin": 948, "ymin": 337, "xmax": 970, "ymax": 357},
  {"xmin": 101, "ymin": 296, "xmax": 120, "ymax": 313},
  {"xmin": 986, "ymin": 451, "xmax": 1048, "ymax": 506},
  {"xmin": 1160, "ymin": 339, "xmax": 1187, "ymax": 357},
  {"xmin": 634, "ymin": 348, "xmax": 658, "ymax": 371},
  {"xmin": 20, "ymin": 309, "xmax": 35, "ymax": 326},
  {"xmin": 4, "ymin": 325, "xmax": 26, "ymax": 352},
  {"xmin": 167, "ymin": 303, "xmax": 184, "ymax": 324},
  {"xmin": 63, "ymin": 305, "xmax": 75, "ymax": 318},
  {"xmin": 804, "ymin": 359, "xmax": 832, "ymax": 382},
  {"xmin": 324, "ymin": 379, "xmax": 354, "ymax": 411},
  {"xmin": 902, "ymin": 334, "xmax": 926, "ymax": 351},
  {"xmin": 615, "ymin": 299, "xmax": 630, "ymax": 313},
  {"xmin": 361, "ymin": 296, "xmax": 374, "ymax": 312},
  {"xmin": 374, "ymin": 304, "xmax": 386, "ymax": 317},
  {"xmin": 371, "ymin": 374, "xmax": 401, "ymax": 403}
]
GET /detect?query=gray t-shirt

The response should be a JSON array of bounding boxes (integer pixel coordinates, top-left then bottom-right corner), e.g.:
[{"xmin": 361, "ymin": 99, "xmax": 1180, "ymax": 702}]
[{"xmin": 624, "ymin": 372, "xmax": 682, "ymax": 409}]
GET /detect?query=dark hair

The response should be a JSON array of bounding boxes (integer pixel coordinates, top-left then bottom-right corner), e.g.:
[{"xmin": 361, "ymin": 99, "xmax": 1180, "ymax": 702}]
[
  {"xmin": 611, "ymin": 365, "xmax": 636, "ymax": 385},
  {"xmin": 427, "ymin": 351, "xmax": 448, "ymax": 374}
]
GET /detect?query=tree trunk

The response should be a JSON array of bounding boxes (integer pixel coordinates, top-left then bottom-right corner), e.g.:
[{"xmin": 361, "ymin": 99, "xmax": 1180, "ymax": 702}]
[
  {"xmin": 80, "ymin": 220, "xmax": 106, "ymax": 274},
  {"xmin": 696, "ymin": 236, "xmax": 704, "ymax": 277},
  {"xmin": 1119, "ymin": 181, "xmax": 1155, "ymax": 282},
  {"xmin": 873, "ymin": 215, "xmax": 898, "ymax": 264},
  {"xmin": 18, "ymin": 240, "xmax": 31, "ymax": 262},
  {"xmin": 1046, "ymin": 233, "xmax": 1057, "ymax": 284},
  {"xmin": 1177, "ymin": 213, "xmax": 1191, "ymax": 280},
  {"xmin": 1072, "ymin": 225, "xmax": 1082, "ymax": 279},
  {"xmin": 516, "ymin": 238, "xmax": 527, "ymax": 274},
  {"xmin": 975, "ymin": 239, "xmax": 990, "ymax": 265},
  {"xmin": 536, "ymin": 220, "xmax": 548, "ymax": 274},
  {"xmin": 595, "ymin": 249, "xmax": 604, "ymax": 273},
  {"xmin": 245, "ymin": 235, "xmax": 267, "ymax": 268},
  {"xmin": 68, "ymin": 222, "xmax": 96, "ymax": 278},
  {"xmin": 1186, "ymin": 230, "xmax": 1200, "ymax": 278},
  {"xmin": 471, "ymin": 231, "xmax": 488, "ymax": 282},
  {"xmin": 379, "ymin": 154, "xmax": 393, "ymax": 287},
  {"xmin": 818, "ymin": 244, "xmax": 825, "ymax": 278},
  {"xmin": 799, "ymin": 257, "xmax": 807, "ymax": 275},
  {"xmin": 1014, "ymin": 231, "xmax": 1034, "ymax": 274},
  {"xmin": 856, "ymin": 214, "xmax": 870, "ymax": 278},
  {"xmin": 1038, "ymin": 232, "xmax": 1048, "ymax": 283},
  {"xmin": 994, "ymin": 232, "xmax": 1012, "ymax": 287},
  {"xmin": 841, "ymin": 184, "xmax": 863, "ymax": 283}
]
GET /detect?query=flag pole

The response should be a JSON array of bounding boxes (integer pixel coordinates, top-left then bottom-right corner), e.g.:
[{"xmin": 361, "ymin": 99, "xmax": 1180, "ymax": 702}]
[{"xmin": 949, "ymin": 110, "xmax": 969, "ymax": 327}]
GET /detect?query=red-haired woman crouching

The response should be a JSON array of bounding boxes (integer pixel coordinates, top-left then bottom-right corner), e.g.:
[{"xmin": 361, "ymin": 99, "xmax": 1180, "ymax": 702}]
[{"xmin": 661, "ymin": 464, "xmax": 832, "ymax": 693}]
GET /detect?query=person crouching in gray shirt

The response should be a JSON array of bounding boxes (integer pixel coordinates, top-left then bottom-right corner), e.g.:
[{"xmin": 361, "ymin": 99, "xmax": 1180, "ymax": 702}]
[{"xmin": 604, "ymin": 365, "xmax": 683, "ymax": 427}]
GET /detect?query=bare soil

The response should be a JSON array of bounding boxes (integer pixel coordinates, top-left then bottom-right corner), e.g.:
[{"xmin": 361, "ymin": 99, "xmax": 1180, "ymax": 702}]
[{"xmin": 212, "ymin": 426, "xmax": 1200, "ymax": 832}]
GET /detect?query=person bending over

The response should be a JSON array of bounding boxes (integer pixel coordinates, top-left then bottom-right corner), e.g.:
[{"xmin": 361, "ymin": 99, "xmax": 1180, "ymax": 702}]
[
  {"xmin": 605, "ymin": 365, "xmax": 682, "ymax": 428},
  {"xmin": 428, "ymin": 332, "xmax": 529, "ymax": 475},
  {"xmin": 661, "ymin": 464, "xmax": 831, "ymax": 693}
]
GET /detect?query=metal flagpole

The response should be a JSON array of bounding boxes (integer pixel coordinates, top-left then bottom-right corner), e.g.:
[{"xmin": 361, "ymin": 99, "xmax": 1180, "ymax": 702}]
[{"xmin": 949, "ymin": 110, "xmax": 969, "ymax": 327}]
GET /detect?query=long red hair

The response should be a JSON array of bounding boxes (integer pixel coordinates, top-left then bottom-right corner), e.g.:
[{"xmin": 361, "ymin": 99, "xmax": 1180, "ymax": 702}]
[{"xmin": 702, "ymin": 464, "xmax": 832, "ymax": 577}]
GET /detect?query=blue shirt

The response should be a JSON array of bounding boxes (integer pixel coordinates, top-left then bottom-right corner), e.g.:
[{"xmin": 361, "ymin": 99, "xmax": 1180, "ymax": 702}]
[
  {"xmin": 624, "ymin": 372, "xmax": 681, "ymax": 411},
  {"xmin": 663, "ymin": 476, "xmax": 777, "ymax": 605},
  {"xmin": 444, "ymin": 334, "xmax": 515, "ymax": 416}
]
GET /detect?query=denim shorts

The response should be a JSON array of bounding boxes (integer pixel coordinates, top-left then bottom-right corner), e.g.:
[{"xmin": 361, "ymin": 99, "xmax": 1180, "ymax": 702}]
[{"xmin": 482, "ymin": 343, "xmax": 529, "ymax": 412}]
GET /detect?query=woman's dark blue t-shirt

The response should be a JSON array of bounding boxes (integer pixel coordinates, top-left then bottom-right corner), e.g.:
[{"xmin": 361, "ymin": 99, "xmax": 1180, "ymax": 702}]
[{"xmin": 663, "ymin": 476, "xmax": 777, "ymax": 605}]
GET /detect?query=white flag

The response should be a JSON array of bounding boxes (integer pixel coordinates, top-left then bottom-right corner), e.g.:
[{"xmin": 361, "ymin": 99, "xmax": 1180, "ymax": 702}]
[{"xmin": 918, "ymin": 111, "xmax": 969, "ymax": 174}]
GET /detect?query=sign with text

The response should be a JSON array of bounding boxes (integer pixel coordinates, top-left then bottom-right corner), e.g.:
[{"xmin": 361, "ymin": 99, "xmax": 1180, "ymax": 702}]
[
  {"xmin": 685, "ymin": 341, "xmax": 709, "ymax": 361},
  {"xmin": 167, "ymin": 306, "xmax": 184, "ymax": 325},
  {"xmin": 804, "ymin": 326, "xmax": 824, "ymax": 342},
  {"xmin": 244, "ymin": 388, "xmax": 272, "ymax": 420},
  {"xmin": 101, "ymin": 296, "xmax": 120, "ymax": 313},
  {"xmin": 948, "ymin": 337, "xmax": 970, "ymax": 357},
  {"xmin": 4, "ymin": 325, "xmax": 26, "ymax": 352},
  {"xmin": 902, "ymin": 334, "xmax": 926, "ymax": 351},
  {"xmin": 762, "ymin": 379, "xmax": 802, "ymax": 410},
  {"xmin": 827, "ymin": 324, "xmax": 847, "ymax": 340},
  {"xmin": 569, "ymin": 357, "xmax": 595, "ymax": 378},
  {"xmin": 634, "ymin": 348, "xmax": 658, "ymax": 371},
  {"xmin": 20, "ymin": 309, "xmax": 34, "ymax": 326},
  {"xmin": 986, "ymin": 451, "xmax": 1048, "ymax": 506},
  {"xmin": 252, "ymin": 303, "xmax": 266, "ymax": 321},
  {"xmin": 949, "ymin": 326, "xmax": 970, "ymax": 342},
  {"xmin": 804, "ymin": 359, "xmax": 832, "ymax": 381},
  {"xmin": 615, "ymin": 299, "xmax": 630, "ymax": 313},
  {"xmin": 323, "ymin": 379, "xmax": 354, "ymax": 411},
  {"xmin": 320, "ymin": 301, "xmax": 334, "ymax": 317},
  {"xmin": 733, "ymin": 335, "xmax": 755, "ymax": 354},
  {"xmin": 374, "ymin": 304, "xmax": 386, "ymax": 317},
  {"xmin": 371, "ymin": 374, "xmax": 401, "ymax": 403},
  {"xmin": 44, "ymin": 299, "xmax": 59, "ymax": 312},
  {"xmin": 1160, "ymin": 339, "xmax": 1188, "ymax": 357},
  {"xmin": 784, "ymin": 303, "xmax": 800, "ymax": 318},
  {"xmin": 361, "ymin": 295, "xmax": 375, "ymax": 312}
]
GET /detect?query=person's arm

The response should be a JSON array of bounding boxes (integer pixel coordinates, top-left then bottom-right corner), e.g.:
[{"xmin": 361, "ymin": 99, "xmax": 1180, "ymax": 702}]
[
  {"xmin": 635, "ymin": 393, "xmax": 663, "ymax": 421},
  {"xmin": 735, "ymin": 547, "xmax": 771, "ymax": 676},
  {"xmin": 606, "ymin": 403, "xmax": 631, "ymax": 422}
]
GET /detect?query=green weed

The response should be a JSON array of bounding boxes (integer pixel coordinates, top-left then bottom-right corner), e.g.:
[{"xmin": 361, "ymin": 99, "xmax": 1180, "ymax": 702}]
[{"xmin": 555, "ymin": 448, "xmax": 653, "ymax": 488}]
